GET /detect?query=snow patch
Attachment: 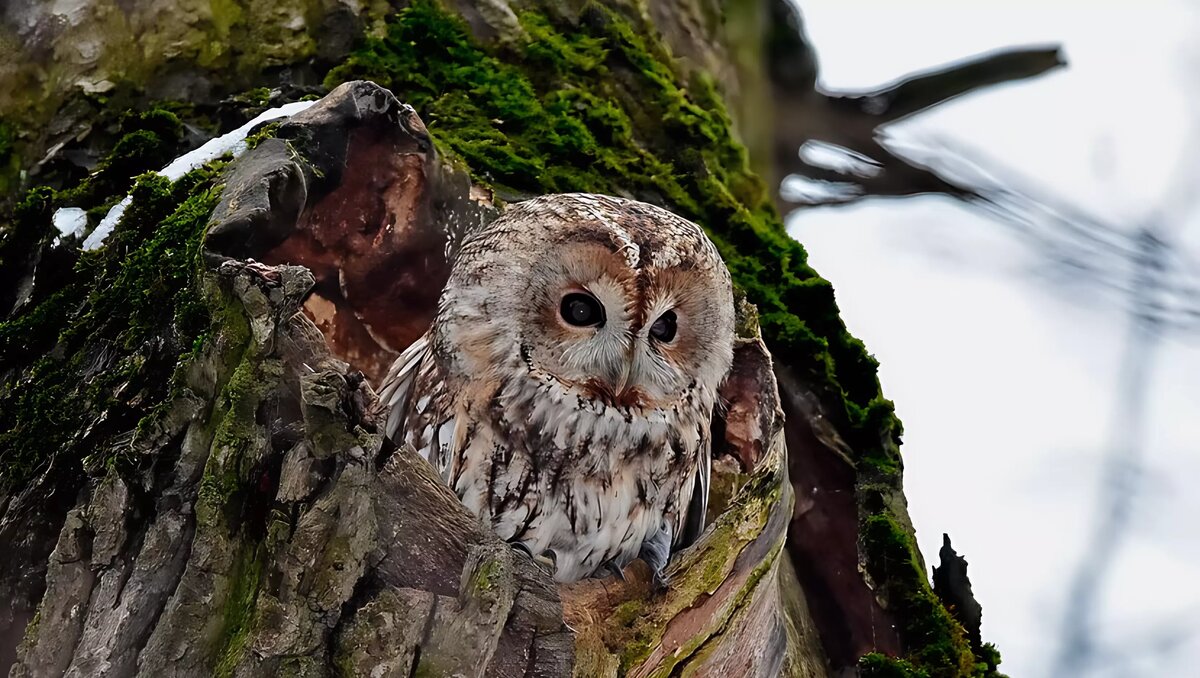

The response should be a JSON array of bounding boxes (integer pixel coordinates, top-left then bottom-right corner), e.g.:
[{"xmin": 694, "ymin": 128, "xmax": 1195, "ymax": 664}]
[
  {"xmin": 52, "ymin": 207, "xmax": 88, "ymax": 241},
  {"xmin": 82, "ymin": 196, "xmax": 131, "ymax": 251},
  {"xmin": 71, "ymin": 99, "xmax": 317, "ymax": 251},
  {"xmin": 158, "ymin": 100, "xmax": 315, "ymax": 182}
]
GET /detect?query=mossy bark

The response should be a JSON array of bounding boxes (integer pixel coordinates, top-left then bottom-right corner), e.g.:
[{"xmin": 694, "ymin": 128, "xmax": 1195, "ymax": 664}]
[{"xmin": 1, "ymin": 1, "xmax": 996, "ymax": 676}]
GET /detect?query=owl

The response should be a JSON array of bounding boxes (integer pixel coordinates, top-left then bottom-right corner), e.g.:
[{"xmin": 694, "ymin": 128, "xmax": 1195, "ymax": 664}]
[{"xmin": 379, "ymin": 193, "xmax": 735, "ymax": 583}]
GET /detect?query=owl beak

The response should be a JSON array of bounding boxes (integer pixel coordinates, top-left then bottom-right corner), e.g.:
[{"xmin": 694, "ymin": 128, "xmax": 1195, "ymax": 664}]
[
  {"xmin": 613, "ymin": 359, "xmax": 633, "ymax": 397},
  {"xmin": 610, "ymin": 343, "xmax": 645, "ymax": 405}
]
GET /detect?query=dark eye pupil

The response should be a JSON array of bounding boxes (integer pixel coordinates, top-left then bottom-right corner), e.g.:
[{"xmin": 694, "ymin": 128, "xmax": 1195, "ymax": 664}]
[
  {"xmin": 650, "ymin": 310, "xmax": 677, "ymax": 342},
  {"xmin": 561, "ymin": 293, "xmax": 604, "ymax": 327}
]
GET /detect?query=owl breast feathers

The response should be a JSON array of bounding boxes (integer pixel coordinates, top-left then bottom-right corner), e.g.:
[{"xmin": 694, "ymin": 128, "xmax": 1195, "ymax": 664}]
[{"xmin": 379, "ymin": 193, "xmax": 735, "ymax": 583}]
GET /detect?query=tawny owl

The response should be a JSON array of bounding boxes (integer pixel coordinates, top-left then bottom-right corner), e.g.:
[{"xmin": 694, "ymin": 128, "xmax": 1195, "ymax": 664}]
[{"xmin": 379, "ymin": 193, "xmax": 735, "ymax": 583}]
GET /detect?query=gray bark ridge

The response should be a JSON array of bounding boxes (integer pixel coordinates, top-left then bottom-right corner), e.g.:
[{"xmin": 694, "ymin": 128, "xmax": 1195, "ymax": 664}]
[{"xmin": 10, "ymin": 256, "xmax": 569, "ymax": 677}]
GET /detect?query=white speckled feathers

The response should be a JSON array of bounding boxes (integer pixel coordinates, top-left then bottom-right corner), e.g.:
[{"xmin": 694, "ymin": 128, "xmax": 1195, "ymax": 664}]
[{"xmin": 379, "ymin": 193, "xmax": 735, "ymax": 582}]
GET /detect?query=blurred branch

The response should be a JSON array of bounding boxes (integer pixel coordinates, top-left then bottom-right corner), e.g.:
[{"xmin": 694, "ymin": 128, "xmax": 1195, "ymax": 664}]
[
  {"xmin": 767, "ymin": 0, "xmax": 1065, "ymax": 209},
  {"xmin": 883, "ymin": 136, "xmax": 1200, "ymax": 330},
  {"xmin": 767, "ymin": 4, "xmax": 1200, "ymax": 674},
  {"xmin": 1049, "ymin": 122, "xmax": 1200, "ymax": 674},
  {"xmin": 1052, "ymin": 226, "xmax": 1164, "ymax": 676},
  {"xmin": 863, "ymin": 133, "xmax": 1200, "ymax": 678},
  {"xmin": 830, "ymin": 46, "xmax": 1065, "ymax": 124},
  {"xmin": 866, "ymin": 116, "xmax": 1199, "ymax": 678}
]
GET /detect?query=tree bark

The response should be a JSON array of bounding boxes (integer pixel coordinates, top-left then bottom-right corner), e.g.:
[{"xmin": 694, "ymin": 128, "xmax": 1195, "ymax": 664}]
[{"xmin": 0, "ymin": 1, "xmax": 1008, "ymax": 676}]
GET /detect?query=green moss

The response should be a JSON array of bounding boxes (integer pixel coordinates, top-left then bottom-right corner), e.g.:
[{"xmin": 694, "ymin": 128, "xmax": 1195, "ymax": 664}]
[
  {"xmin": 855, "ymin": 397, "xmax": 905, "ymax": 476},
  {"xmin": 243, "ymin": 122, "xmax": 281, "ymax": 150},
  {"xmin": 15, "ymin": 608, "xmax": 41, "ymax": 658},
  {"xmin": 971, "ymin": 643, "xmax": 1006, "ymax": 678},
  {"xmin": 0, "ymin": 161, "xmax": 223, "ymax": 492},
  {"xmin": 0, "ymin": 187, "xmax": 60, "ymax": 319},
  {"xmin": 208, "ymin": 0, "xmax": 247, "ymax": 58},
  {"xmin": 861, "ymin": 514, "xmax": 978, "ymax": 677},
  {"xmin": 0, "ymin": 92, "xmax": 228, "ymax": 220},
  {"xmin": 185, "ymin": 280, "xmax": 278, "ymax": 672},
  {"xmin": 197, "ymin": 362, "xmax": 260, "ymax": 510},
  {"xmin": 53, "ymin": 109, "xmax": 187, "ymax": 211},
  {"xmin": 121, "ymin": 107, "xmax": 185, "ymax": 143},
  {"xmin": 610, "ymin": 599, "xmax": 642, "ymax": 628},
  {"xmin": 732, "ymin": 288, "xmax": 762, "ymax": 340},
  {"xmin": 411, "ymin": 660, "xmax": 444, "ymax": 678},
  {"xmin": 648, "ymin": 543, "xmax": 782, "ymax": 678},
  {"xmin": 859, "ymin": 653, "xmax": 931, "ymax": 678},
  {"xmin": 233, "ymin": 87, "xmax": 273, "ymax": 108},
  {"xmin": 472, "ymin": 557, "xmax": 505, "ymax": 594},
  {"xmin": 604, "ymin": 457, "xmax": 783, "ymax": 673},
  {"xmin": 213, "ymin": 541, "xmax": 266, "ymax": 678}
]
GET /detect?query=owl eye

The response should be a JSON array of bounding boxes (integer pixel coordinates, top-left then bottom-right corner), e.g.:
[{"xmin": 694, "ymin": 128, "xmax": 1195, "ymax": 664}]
[
  {"xmin": 649, "ymin": 310, "xmax": 677, "ymax": 342},
  {"xmin": 560, "ymin": 292, "xmax": 605, "ymax": 327}
]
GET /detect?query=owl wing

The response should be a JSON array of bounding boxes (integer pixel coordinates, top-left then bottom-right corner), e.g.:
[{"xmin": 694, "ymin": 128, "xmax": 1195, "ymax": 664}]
[
  {"xmin": 379, "ymin": 333, "xmax": 432, "ymax": 441},
  {"xmin": 677, "ymin": 431, "xmax": 711, "ymax": 549},
  {"xmin": 378, "ymin": 333, "xmax": 457, "ymax": 480}
]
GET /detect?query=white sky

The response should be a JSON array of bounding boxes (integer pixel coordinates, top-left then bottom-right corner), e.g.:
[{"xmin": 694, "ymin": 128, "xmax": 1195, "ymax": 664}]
[{"xmin": 790, "ymin": 2, "xmax": 1200, "ymax": 676}]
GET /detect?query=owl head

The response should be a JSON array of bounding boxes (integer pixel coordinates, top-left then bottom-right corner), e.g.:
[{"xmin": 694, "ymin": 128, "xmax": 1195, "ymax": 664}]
[{"xmin": 435, "ymin": 193, "xmax": 736, "ymax": 410}]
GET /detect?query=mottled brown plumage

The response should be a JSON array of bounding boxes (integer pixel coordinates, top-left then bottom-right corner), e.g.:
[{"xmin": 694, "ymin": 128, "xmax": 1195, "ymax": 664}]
[{"xmin": 379, "ymin": 193, "xmax": 735, "ymax": 582}]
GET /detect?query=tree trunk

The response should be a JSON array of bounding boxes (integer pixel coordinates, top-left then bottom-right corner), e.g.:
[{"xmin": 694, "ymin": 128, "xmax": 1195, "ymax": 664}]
[{"xmin": 0, "ymin": 1, "xmax": 997, "ymax": 676}]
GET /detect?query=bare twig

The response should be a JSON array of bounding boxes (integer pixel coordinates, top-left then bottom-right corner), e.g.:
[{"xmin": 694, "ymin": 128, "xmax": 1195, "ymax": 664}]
[
  {"xmin": 767, "ymin": 0, "xmax": 1065, "ymax": 209},
  {"xmin": 828, "ymin": 45, "xmax": 1065, "ymax": 124}
]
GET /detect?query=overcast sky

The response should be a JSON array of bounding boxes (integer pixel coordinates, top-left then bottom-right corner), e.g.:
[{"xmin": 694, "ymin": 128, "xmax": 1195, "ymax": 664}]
[{"xmin": 789, "ymin": 2, "xmax": 1200, "ymax": 676}]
